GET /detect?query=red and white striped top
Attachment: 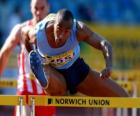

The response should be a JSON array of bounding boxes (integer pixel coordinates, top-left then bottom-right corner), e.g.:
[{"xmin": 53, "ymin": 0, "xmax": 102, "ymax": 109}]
[{"xmin": 17, "ymin": 21, "xmax": 44, "ymax": 95}]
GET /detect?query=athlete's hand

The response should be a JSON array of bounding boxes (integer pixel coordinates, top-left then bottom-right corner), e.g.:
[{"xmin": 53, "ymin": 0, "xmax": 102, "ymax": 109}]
[{"xmin": 100, "ymin": 67, "xmax": 112, "ymax": 79}]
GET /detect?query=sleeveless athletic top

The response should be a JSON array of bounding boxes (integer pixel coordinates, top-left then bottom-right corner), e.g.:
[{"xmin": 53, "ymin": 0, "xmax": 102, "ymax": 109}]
[{"xmin": 35, "ymin": 14, "xmax": 80, "ymax": 69}]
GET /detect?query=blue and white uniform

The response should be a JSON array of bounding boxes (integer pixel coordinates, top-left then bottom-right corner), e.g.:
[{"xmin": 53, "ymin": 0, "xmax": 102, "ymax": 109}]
[
  {"xmin": 35, "ymin": 14, "xmax": 80, "ymax": 69},
  {"xmin": 32, "ymin": 14, "xmax": 89, "ymax": 94}
]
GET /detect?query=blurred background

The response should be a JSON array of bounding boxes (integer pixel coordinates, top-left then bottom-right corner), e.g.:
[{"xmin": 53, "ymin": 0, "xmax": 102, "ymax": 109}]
[{"xmin": 0, "ymin": 0, "xmax": 140, "ymax": 116}]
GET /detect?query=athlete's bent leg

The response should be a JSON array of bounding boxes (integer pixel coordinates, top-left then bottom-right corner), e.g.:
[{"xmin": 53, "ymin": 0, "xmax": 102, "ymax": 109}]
[
  {"xmin": 76, "ymin": 69, "xmax": 129, "ymax": 97},
  {"xmin": 43, "ymin": 65, "xmax": 67, "ymax": 96},
  {"xmin": 29, "ymin": 50, "xmax": 67, "ymax": 96}
]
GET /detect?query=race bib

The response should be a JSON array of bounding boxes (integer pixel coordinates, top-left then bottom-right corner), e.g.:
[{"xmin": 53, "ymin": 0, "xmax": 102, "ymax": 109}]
[{"xmin": 43, "ymin": 49, "xmax": 75, "ymax": 67}]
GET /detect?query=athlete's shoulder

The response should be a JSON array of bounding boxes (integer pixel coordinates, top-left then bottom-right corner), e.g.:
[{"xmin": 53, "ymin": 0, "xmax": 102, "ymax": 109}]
[
  {"xmin": 4, "ymin": 23, "xmax": 24, "ymax": 45},
  {"xmin": 9, "ymin": 23, "xmax": 23, "ymax": 37},
  {"xmin": 76, "ymin": 21, "xmax": 86, "ymax": 30},
  {"xmin": 76, "ymin": 21, "xmax": 92, "ymax": 41},
  {"xmin": 21, "ymin": 20, "xmax": 35, "ymax": 37},
  {"xmin": 20, "ymin": 20, "xmax": 33, "ymax": 28},
  {"xmin": 44, "ymin": 13, "xmax": 56, "ymax": 21},
  {"xmin": 12, "ymin": 20, "xmax": 31, "ymax": 35},
  {"xmin": 39, "ymin": 13, "xmax": 56, "ymax": 25},
  {"xmin": 14, "ymin": 20, "xmax": 33, "ymax": 42}
]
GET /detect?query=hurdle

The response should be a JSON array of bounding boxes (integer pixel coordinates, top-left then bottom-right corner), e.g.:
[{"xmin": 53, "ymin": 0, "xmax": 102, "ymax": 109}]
[
  {"xmin": 0, "ymin": 95, "xmax": 140, "ymax": 108},
  {"xmin": 0, "ymin": 95, "xmax": 140, "ymax": 116},
  {"xmin": 0, "ymin": 78, "xmax": 140, "ymax": 116}
]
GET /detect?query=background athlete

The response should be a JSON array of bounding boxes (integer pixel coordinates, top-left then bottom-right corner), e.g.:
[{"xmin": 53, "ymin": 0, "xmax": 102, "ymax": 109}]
[
  {"xmin": 0, "ymin": 0, "xmax": 56, "ymax": 115},
  {"xmin": 29, "ymin": 9, "xmax": 129, "ymax": 97}
]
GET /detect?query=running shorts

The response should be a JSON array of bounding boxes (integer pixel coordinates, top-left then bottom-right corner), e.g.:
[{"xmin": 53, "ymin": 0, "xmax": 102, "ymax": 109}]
[{"xmin": 57, "ymin": 58, "xmax": 90, "ymax": 94}]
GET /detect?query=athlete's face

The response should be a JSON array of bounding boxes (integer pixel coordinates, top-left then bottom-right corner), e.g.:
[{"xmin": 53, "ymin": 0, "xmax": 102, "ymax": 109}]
[
  {"xmin": 54, "ymin": 16, "xmax": 73, "ymax": 46},
  {"xmin": 31, "ymin": 0, "xmax": 49, "ymax": 22}
]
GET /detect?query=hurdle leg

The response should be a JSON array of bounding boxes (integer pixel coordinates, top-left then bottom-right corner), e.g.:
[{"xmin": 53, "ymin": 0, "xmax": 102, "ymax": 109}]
[
  {"xmin": 19, "ymin": 97, "xmax": 23, "ymax": 116},
  {"xmin": 31, "ymin": 97, "xmax": 35, "ymax": 116}
]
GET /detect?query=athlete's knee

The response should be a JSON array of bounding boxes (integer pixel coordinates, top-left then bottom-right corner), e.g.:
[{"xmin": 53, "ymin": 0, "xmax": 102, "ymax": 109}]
[
  {"xmin": 44, "ymin": 80, "xmax": 67, "ymax": 96},
  {"xmin": 43, "ymin": 65, "xmax": 67, "ymax": 96}
]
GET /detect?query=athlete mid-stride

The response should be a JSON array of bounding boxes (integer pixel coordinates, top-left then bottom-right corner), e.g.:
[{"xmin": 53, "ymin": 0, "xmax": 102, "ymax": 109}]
[{"xmin": 29, "ymin": 9, "xmax": 129, "ymax": 97}]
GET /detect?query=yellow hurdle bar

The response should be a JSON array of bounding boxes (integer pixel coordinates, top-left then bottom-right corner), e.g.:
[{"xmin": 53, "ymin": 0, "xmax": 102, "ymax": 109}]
[
  {"xmin": 0, "ymin": 95, "xmax": 140, "ymax": 108},
  {"xmin": 0, "ymin": 95, "xmax": 26, "ymax": 106},
  {"xmin": 29, "ymin": 96, "xmax": 140, "ymax": 108}
]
